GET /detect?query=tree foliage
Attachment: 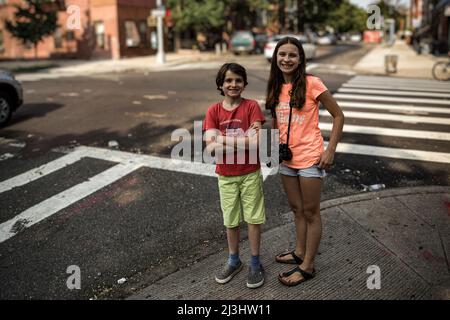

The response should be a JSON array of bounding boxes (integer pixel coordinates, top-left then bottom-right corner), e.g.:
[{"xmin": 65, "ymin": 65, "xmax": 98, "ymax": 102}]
[
  {"xmin": 167, "ymin": 0, "xmax": 268, "ymax": 33},
  {"xmin": 374, "ymin": 0, "xmax": 405, "ymax": 30},
  {"xmin": 300, "ymin": 0, "xmax": 343, "ymax": 29},
  {"xmin": 327, "ymin": 0, "xmax": 367, "ymax": 33},
  {"xmin": 5, "ymin": 0, "xmax": 58, "ymax": 51},
  {"xmin": 167, "ymin": 0, "xmax": 225, "ymax": 33}
]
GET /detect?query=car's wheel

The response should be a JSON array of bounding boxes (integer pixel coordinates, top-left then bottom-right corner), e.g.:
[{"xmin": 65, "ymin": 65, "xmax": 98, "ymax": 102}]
[{"xmin": 0, "ymin": 91, "xmax": 13, "ymax": 127}]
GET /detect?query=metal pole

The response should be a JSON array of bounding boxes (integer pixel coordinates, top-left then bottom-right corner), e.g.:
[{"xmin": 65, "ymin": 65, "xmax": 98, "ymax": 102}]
[{"xmin": 156, "ymin": 0, "xmax": 165, "ymax": 64}]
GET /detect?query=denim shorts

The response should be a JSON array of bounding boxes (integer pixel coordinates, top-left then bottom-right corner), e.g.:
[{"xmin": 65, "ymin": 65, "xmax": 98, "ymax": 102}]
[{"xmin": 279, "ymin": 163, "xmax": 326, "ymax": 179}]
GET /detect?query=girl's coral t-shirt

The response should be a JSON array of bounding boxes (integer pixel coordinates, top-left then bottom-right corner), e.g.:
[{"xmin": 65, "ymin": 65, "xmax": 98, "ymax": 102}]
[{"xmin": 275, "ymin": 75, "xmax": 328, "ymax": 169}]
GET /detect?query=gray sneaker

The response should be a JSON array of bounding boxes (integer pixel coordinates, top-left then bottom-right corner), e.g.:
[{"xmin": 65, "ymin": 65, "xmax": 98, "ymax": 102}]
[
  {"xmin": 215, "ymin": 261, "xmax": 243, "ymax": 284},
  {"xmin": 246, "ymin": 265, "xmax": 265, "ymax": 289}
]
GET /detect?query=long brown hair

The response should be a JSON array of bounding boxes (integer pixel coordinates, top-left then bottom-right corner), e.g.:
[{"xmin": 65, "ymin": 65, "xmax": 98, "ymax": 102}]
[{"xmin": 265, "ymin": 36, "xmax": 307, "ymax": 117}]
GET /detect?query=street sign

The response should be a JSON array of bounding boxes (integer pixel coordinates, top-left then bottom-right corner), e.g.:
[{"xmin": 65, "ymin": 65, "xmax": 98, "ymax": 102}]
[
  {"xmin": 147, "ymin": 16, "xmax": 157, "ymax": 27},
  {"xmin": 151, "ymin": 6, "xmax": 165, "ymax": 17}
]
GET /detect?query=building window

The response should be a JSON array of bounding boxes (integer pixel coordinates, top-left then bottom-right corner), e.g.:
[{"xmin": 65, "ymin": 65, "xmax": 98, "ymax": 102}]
[
  {"xmin": 66, "ymin": 31, "xmax": 75, "ymax": 41},
  {"xmin": 138, "ymin": 21, "xmax": 148, "ymax": 46},
  {"xmin": 94, "ymin": 21, "xmax": 105, "ymax": 49},
  {"xmin": 54, "ymin": 28, "xmax": 63, "ymax": 48},
  {"xmin": 125, "ymin": 21, "xmax": 140, "ymax": 47}
]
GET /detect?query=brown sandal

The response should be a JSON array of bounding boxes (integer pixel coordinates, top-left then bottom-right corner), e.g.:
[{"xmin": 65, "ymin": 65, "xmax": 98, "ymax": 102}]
[{"xmin": 275, "ymin": 250, "xmax": 303, "ymax": 265}]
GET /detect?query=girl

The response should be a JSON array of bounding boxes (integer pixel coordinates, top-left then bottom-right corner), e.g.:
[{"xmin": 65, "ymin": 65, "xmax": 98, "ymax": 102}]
[{"xmin": 266, "ymin": 37, "xmax": 344, "ymax": 286}]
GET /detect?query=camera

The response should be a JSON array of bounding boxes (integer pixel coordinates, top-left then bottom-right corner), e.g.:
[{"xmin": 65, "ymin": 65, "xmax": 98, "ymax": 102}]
[
  {"xmin": 266, "ymin": 143, "xmax": 292, "ymax": 167},
  {"xmin": 279, "ymin": 143, "xmax": 292, "ymax": 161}
]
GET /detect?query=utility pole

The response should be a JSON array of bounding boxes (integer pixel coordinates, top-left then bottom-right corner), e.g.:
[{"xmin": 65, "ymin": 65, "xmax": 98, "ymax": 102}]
[{"xmin": 152, "ymin": 0, "xmax": 166, "ymax": 64}]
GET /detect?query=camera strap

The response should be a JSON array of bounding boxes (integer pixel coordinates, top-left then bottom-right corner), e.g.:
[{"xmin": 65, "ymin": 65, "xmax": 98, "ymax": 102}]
[{"xmin": 286, "ymin": 103, "xmax": 293, "ymax": 147}]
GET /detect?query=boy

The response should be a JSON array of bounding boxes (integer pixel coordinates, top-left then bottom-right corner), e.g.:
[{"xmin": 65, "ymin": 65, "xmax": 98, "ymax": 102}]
[{"xmin": 203, "ymin": 63, "xmax": 266, "ymax": 289}]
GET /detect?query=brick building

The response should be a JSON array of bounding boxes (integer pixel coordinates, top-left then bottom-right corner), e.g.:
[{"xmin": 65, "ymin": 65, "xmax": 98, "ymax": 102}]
[{"xmin": 0, "ymin": 0, "xmax": 160, "ymax": 60}]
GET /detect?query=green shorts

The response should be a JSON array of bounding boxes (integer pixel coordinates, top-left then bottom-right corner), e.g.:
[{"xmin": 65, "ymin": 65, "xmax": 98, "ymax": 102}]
[{"xmin": 218, "ymin": 170, "xmax": 266, "ymax": 228}]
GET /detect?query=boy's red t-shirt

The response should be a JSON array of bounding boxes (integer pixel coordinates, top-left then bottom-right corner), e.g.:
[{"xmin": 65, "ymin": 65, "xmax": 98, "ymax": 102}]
[{"xmin": 203, "ymin": 98, "xmax": 266, "ymax": 176}]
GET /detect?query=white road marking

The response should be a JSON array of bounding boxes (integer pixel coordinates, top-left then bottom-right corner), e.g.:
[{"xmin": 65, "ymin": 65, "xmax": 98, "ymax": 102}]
[
  {"xmin": 342, "ymin": 83, "xmax": 450, "ymax": 93},
  {"xmin": 0, "ymin": 150, "xmax": 84, "ymax": 194},
  {"xmin": 335, "ymin": 101, "xmax": 450, "ymax": 115},
  {"xmin": 351, "ymin": 76, "xmax": 447, "ymax": 85},
  {"xmin": 0, "ymin": 133, "xmax": 446, "ymax": 244},
  {"xmin": 338, "ymin": 88, "xmax": 450, "ymax": 98},
  {"xmin": 326, "ymin": 142, "xmax": 450, "ymax": 164},
  {"xmin": 319, "ymin": 110, "xmax": 450, "ymax": 125},
  {"xmin": 0, "ymin": 162, "xmax": 142, "ymax": 244},
  {"xmin": 334, "ymin": 93, "xmax": 450, "ymax": 105},
  {"xmin": 74, "ymin": 146, "xmax": 274, "ymax": 181},
  {"xmin": 319, "ymin": 122, "xmax": 450, "ymax": 141},
  {"xmin": 346, "ymin": 80, "xmax": 450, "ymax": 90},
  {"xmin": 0, "ymin": 146, "xmax": 275, "ymax": 243}
]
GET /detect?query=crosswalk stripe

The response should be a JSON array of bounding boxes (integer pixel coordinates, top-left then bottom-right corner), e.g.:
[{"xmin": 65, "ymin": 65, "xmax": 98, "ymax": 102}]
[
  {"xmin": 319, "ymin": 122, "xmax": 450, "ymax": 141},
  {"xmin": 342, "ymin": 83, "xmax": 450, "ymax": 93},
  {"xmin": 327, "ymin": 142, "xmax": 450, "ymax": 164},
  {"xmin": 0, "ymin": 145, "xmax": 276, "ymax": 243},
  {"xmin": 338, "ymin": 88, "xmax": 450, "ymax": 99},
  {"xmin": 334, "ymin": 93, "xmax": 450, "ymax": 105},
  {"xmin": 351, "ymin": 76, "xmax": 447, "ymax": 85},
  {"xmin": 347, "ymin": 79, "xmax": 450, "ymax": 88},
  {"xmin": 0, "ymin": 162, "xmax": 142, "ymax": 244},
  {"xmin": 0, "ymin": 150, "xmax": 84, "ymax": 194},
  {"xmin": 319, "ymin": 110, "xmax": 450, "ymax": 125},
  {"xmin": 335, "ymin": 101, "xmax": 450, "ymax": 114}
]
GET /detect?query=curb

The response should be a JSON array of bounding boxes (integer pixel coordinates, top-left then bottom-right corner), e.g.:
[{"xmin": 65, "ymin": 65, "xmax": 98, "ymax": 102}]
[{"xmin": 320, "ymin": 186, "xmax": 450, "ymax": 211}]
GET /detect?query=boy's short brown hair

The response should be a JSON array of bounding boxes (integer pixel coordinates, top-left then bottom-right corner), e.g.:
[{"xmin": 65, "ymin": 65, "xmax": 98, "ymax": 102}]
[{"xmin": 216, "ymin": 63, "xmax": 248, "ymax": 96}]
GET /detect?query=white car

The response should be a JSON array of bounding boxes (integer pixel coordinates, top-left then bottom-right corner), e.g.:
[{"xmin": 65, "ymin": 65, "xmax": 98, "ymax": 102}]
[
  {"xmin": 316, "ymin": 33, "xmax": 337, "ymax": 45},
  {"xmin": 350, "ymin": 33, "xmax": 362, "ymax": 42},
  {"xmin": 264, "ymin": 34, "xmax": 317, "ymax": 62}
]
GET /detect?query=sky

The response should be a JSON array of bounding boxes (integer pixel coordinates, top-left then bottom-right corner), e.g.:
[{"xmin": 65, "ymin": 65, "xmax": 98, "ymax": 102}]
[{"xmin": 349, "ymin": 0, "xmax": 410, "ymax": 9}]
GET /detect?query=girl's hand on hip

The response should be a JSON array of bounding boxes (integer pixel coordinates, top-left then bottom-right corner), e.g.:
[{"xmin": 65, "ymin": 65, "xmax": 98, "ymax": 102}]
[{"xmin": 318, "ymin": 149, "xmax": 335, "ymax": 170}]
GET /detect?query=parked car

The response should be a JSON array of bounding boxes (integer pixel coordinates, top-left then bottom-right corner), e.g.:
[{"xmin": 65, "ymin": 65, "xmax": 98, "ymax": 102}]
[
  {"xmin": 349, "ymin": 32, "xmax": 362, "ymax": 42},
  {"xmin": 253, "ymin": 33, "xmax": 268, "ymax": 54},
  {"xmin": 0, "ymin": 70, "xmax": 23, "ymax": 127},
  {"xmin": 316, "ymin": 33, "xmax": 337, "ymax": 45},
  {"xmin": 230, "ymin": 31, "xmax": 256, "ymax": 55},
  {"xmin": 264, "ymin": 34, "xmax": 317, "ymax": 62}
]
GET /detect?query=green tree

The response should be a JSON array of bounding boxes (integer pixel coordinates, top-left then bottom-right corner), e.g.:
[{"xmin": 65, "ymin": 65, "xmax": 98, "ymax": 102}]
[
  {"xmin": 167, "ymin": 0, "xmax": 226, "ymax": 33},
  {"xmin": 375, "ymin": 0, "xmax": 405, "ymax": 31},
  {"xmin": 226, "ymin": 0, "xmax": 268, "ymax": 31},
  {"xmin": 167, "ymin": 0, "xmax": 268, "ymax": 33},
  {"xmin": 328, "ymin": 0, "xmax": 367, "ymax": 33},
  {"xmin": 301, "ymin": 0, "xmax": 343, "ymax": 31},
  {"xmin": 5, "ymin": 0, "xmax": 58, "ymax": 58}
]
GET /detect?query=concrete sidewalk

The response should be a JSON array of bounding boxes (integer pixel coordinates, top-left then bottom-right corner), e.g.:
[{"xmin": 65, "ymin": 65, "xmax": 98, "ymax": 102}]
[
  {"xmin": 353, "ymin": 39, "xmax": 442, "ymax": 79},
  {"xmin": 2, "ymin": 50, "xmax": 229, "ymax": 77},
  {"xmin": 130, "ymin": 186, "xmax": 450, "ymax": 300}
]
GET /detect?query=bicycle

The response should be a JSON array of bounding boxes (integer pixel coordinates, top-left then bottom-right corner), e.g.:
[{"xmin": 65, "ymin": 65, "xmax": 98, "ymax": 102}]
[{"xmin": 432, "ymin": 54, "xmax": 450, "ymax": 81}]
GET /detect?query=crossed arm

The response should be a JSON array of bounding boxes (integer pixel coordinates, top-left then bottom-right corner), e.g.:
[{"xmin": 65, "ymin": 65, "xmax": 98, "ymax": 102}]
[{"xmin": 204, "ymin": 121, "xmax": 262, "ymax": 155}]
